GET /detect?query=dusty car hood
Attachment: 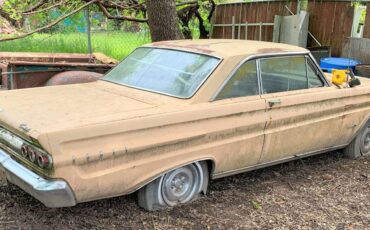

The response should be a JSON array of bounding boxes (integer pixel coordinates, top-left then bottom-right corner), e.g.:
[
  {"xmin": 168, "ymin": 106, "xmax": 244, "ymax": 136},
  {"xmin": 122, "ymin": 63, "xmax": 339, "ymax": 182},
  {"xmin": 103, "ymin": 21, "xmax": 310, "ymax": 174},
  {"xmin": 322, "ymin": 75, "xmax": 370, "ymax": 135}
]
[{"xmin": 0, "ymin": 81, "xmax": 181, "ymax": 138}]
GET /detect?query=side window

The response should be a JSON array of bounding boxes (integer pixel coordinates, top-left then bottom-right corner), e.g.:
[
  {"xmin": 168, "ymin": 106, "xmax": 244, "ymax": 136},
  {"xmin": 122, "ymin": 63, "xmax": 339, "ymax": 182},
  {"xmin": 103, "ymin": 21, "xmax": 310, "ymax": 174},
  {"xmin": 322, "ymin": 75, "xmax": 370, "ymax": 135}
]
[
  {"xmin": 307, "ymin": 60, "xmax": 324, "ymax": 88},
  {"xmin": 215, "ymin": 60, "xmax": 259, "ymax": 100},
  {"xmin": 260, "ymin": 56, "xmax": 308, "ymax": 94}
]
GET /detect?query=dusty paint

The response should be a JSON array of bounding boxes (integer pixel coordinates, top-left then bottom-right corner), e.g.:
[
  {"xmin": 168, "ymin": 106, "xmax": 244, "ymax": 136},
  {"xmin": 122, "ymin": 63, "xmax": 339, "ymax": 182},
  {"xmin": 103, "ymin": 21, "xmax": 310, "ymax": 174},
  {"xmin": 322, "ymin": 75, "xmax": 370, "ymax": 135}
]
[
  {"xmin": 0, "ymin": 40, "xmax": 370, "ymax": 206},
  {"xmin": 147, "ymin": 39, "xmax": 307, "ymax": 58},
  {"xmin": 257, "ymin": 48, "xmax": 289, "ymax": 53},
  {"xmin": 151, "ymin": 41, "xmax": 214, "ymax": 54}
]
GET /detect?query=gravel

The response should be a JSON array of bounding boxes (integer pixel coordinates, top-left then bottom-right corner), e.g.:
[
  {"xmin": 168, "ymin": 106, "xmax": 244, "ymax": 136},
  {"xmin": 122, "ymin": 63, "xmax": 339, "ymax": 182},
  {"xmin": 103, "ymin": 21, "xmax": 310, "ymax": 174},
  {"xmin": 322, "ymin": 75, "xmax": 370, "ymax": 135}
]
[{"xmin": 0, "ymin": 151, "xmax": 369, "ymax": 230}]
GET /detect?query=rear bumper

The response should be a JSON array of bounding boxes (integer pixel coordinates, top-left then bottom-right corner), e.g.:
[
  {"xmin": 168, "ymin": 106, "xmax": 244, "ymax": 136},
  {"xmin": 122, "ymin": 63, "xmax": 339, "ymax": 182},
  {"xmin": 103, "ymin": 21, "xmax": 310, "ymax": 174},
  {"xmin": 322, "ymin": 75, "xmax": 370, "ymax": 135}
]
[{"xmin": 0, "ymin": 148, "xmax": 76, "ymax": 208}]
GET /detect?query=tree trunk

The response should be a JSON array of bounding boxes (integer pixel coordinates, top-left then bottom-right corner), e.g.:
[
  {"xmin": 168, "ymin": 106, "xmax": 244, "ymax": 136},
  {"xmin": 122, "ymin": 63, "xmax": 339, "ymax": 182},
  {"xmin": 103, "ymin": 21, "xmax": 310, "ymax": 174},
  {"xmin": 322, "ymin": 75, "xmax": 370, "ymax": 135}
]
[{"xmin": 146, "ymin": 0, "xmax": 184, "ymax": 42}]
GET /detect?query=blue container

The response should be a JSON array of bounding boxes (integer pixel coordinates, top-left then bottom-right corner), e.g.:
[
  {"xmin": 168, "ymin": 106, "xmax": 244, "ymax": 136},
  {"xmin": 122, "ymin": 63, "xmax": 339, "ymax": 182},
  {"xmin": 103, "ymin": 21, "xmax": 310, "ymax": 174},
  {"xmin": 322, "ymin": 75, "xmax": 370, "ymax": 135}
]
[{"xmin": 320, "ymin": 57, "xmax": 361, "ymax": 72}]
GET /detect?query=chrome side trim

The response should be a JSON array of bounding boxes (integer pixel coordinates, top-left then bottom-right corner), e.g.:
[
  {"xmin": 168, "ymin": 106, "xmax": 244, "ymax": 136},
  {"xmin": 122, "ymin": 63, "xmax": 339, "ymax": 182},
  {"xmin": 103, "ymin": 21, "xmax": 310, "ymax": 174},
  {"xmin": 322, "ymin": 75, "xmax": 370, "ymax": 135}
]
[
  {"xmin": 0, "ymin": 148, "xmax": 76, "ymax": 208},
  {"xmin": 212, "ymin": 144, "xmax": 347, "ymax": 179}
]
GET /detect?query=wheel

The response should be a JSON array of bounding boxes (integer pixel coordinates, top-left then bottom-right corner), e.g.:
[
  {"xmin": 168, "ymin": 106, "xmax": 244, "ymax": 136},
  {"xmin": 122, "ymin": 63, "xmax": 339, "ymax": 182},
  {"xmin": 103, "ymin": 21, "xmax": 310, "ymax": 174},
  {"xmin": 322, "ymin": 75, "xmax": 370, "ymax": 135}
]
[
  {"xmin": 343, "ymin": 121, "xmax": 370, "ymax": 159},
  {"xmin": 137, "ymin": 161, "xmax": 209, "ymax": 211}
]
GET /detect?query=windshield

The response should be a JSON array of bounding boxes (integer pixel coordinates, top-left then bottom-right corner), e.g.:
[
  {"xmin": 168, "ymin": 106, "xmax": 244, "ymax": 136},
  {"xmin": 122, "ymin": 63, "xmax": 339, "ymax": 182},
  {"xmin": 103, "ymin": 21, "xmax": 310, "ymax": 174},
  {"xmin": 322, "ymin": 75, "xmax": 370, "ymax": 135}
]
[{"xmin": 103, "ymin": 47, "xmax": 220, "ymax": 98}]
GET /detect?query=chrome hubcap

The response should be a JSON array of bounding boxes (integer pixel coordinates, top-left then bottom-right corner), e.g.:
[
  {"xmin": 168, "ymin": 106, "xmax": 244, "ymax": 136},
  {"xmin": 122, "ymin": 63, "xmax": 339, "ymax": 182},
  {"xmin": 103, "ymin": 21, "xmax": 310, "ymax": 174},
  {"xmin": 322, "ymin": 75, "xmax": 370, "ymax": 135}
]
[{"xmin": 161, "ymin": 163, "xmax": 203, "ymax": 206}]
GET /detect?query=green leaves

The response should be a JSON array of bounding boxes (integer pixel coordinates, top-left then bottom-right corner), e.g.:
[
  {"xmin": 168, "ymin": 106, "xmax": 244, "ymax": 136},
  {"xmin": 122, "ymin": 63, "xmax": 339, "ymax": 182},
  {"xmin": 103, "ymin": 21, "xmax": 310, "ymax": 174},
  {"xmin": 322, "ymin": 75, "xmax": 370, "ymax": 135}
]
[{"xmin": 251, "ymin": 200, "xmax": 262, "ymax": 210}]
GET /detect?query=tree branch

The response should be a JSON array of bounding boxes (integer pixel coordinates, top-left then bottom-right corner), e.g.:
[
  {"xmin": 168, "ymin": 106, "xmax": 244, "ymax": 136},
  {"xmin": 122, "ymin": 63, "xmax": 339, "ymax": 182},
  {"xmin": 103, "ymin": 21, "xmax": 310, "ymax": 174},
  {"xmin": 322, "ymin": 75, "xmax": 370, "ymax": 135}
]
[
  {"xmin": 22, "ymin": 1, "xmax": 64, "ymax": 15},
  {"xmin": 22, "ymin": 0, "xmax": 47, "ymax": 14},
  {"xmin": 0, "ymin": 0, "xmax": 98, "ymax": 42},
  {"xmin": 176, "ymin": 1, "xmax": 198, "ymax": 7},
  {"xmin": 207, "ymin": 0, "xmax": 216, "ymax": 22},
  {"xmin": 101, "ymin": 1, "xmax": 143, "ymax": 10},
  {"xmin": 97, "ymin": 2, "xmax": 147, "ymax": 22}
]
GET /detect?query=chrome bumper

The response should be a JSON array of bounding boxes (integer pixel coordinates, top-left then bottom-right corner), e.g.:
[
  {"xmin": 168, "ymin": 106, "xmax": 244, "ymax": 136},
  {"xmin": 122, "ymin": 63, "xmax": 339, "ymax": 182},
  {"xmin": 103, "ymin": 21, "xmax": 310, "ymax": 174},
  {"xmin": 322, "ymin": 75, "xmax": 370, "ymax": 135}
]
[{"xmin": 0, "ymin": 148, "xmax": 76, "ymax": 208}]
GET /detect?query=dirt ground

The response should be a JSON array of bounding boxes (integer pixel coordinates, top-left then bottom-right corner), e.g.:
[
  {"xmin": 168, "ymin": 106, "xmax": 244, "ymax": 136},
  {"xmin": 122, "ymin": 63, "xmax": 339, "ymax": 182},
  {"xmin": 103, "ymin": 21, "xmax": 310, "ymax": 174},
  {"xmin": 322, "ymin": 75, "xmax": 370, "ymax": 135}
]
[{"xmin": 0, "ymin": 151, "xmax": 369, "ymax": 230}]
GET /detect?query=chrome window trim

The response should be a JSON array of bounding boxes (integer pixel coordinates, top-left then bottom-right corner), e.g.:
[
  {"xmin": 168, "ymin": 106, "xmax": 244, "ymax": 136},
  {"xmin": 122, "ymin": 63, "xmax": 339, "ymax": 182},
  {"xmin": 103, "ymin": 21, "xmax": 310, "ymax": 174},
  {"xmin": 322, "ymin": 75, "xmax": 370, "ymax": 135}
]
[
  {"xmin": 256, "ymin": 59, "xmax": 263, "ymax": 95},
  {"xmin": 101, "ymin": 47, "xmax": 224, "ymax": 100},
  {"xmin": 306, "ymin": 53, "xmax": 329, "ymax": 86},
  {"xmin": 305, "ymin": 56, "xmax": 325, "ymax": 88},
  {"xmin": 212, "ymin": 59, "xmax": 260, "ymax": 101},
  {"xmin": 259, "ymin": 55, "xmax": 311, "ymax": 94},
  {"xmin": 211, "ymin": 51, "xmax": 316, "ymax": 101},
  {"xmin": 305, "ymin": 57, "xmax": 310, "ymax": 88}
]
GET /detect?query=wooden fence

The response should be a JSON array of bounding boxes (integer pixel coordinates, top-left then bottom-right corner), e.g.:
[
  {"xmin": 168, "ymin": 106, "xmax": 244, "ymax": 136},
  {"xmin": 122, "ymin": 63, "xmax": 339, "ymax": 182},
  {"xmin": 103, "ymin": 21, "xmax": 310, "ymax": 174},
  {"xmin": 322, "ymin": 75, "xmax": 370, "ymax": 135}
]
[
  {"xmin": 364, "ymin": 3, "xmax": 370, "ymax": 38},
  {"xmin": 211, "ymin": 0, "xmax": 370, "ymax": 57},
  {"xmin": 342, "ymin": 38, "xmax": 370, "ymax": 63},
  {"xmin": 211, "ymin": 0, "xmax": 297, "ymax": 41},
  {"xmin": 306, "ymin": 0, "xmax": 354, "ymax": 56}
]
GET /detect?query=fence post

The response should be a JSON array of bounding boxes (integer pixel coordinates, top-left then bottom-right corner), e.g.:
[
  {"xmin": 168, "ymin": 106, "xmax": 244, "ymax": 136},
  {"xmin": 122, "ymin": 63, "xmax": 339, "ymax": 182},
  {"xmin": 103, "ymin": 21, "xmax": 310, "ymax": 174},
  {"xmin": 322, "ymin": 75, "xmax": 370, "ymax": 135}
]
[
  {"xmin": 231, "ymin": 16, "xmax": 235, "ymax": 39},
  {"xmin": 85, "ymin": 6, "xmax": 93, "ymax": 56},
  {"xmin": 245, "ymin": 21, "xmax": 248, "ymax": 40},
  {"xmin": 259, "ymin": 22, "xmax": 262, "ymax": 41},
  {"xmin": 209, "ymin": 5, "xmax": 217, "ymax": 39},
  {"xmin": 238, "ymin": 22, "xmax": 241, "ymax": 39}
]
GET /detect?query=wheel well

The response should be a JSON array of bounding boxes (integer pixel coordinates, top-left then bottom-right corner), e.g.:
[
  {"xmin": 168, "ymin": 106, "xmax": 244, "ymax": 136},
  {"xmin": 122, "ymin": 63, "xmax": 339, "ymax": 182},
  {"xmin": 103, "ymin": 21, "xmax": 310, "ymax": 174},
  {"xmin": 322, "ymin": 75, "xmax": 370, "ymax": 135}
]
[
  {"xmin": 348, "ymin": 117, "xmax": 370, "ymax": 144},
  {"xmin": 204, "ymin": 159, "xmax": 215, "ymax": 180}
]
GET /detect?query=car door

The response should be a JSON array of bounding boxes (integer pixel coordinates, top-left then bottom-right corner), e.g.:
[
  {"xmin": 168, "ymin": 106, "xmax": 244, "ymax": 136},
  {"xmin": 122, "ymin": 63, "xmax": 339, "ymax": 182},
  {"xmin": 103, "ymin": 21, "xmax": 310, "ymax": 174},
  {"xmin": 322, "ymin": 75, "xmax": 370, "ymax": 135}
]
[
  {"xmin": 258, "ymin": 55, "xmax": 347, "ymax": 163},
  {"xmin": 211, "ymin": 60, "xmax": 267, "ymax": 173}
]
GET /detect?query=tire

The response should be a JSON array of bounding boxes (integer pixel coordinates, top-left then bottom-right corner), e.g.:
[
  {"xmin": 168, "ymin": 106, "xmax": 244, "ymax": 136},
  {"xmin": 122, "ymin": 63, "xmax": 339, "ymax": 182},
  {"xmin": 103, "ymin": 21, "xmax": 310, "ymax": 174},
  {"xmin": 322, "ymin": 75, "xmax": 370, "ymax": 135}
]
[
  {"xmin": 343, "ymin": 121, "xmax": 370, "ymax": 159},
  {"xmin": 137, "ymin": 161, "xmax": 209, "ymax": 211}
]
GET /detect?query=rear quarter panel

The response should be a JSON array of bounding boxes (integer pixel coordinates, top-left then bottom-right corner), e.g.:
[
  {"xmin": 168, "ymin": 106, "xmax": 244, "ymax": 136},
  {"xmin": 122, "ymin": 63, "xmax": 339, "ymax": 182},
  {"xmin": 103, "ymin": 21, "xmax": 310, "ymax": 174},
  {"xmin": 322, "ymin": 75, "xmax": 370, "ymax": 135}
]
[{"xmin": 46, "ymin": 98, "xmax": 266, "ymax": 202}]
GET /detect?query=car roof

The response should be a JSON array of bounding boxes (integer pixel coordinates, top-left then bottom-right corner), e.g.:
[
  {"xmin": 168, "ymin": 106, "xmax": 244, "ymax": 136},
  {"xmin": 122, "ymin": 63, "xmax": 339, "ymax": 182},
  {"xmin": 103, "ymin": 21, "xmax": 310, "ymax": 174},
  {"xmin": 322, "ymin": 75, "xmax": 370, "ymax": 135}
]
[{"xmin": 145, "ymin": 39, "xmax": 309, "ymax": 58}]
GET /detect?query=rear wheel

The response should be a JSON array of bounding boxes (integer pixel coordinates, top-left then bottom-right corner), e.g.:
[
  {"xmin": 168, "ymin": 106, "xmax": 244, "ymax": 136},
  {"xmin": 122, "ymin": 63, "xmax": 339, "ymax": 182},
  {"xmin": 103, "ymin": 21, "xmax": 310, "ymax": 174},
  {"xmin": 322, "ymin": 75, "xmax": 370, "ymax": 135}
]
[
  {"xmin": 138, "ymin": 161, "xmax": 209, "ymax": 211},
  {"xmin": 343, "ymin": 121, "xmax": 370, "ymax": 158}
]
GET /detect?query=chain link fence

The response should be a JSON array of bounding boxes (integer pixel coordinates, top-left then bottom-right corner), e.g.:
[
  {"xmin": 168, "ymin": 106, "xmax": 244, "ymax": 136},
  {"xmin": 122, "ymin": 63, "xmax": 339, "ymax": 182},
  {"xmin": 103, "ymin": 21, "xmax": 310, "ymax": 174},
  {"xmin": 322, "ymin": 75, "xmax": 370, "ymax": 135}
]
[{"xmin": 0, "ymin": 9, "xmax": 151, "ymax": 61}]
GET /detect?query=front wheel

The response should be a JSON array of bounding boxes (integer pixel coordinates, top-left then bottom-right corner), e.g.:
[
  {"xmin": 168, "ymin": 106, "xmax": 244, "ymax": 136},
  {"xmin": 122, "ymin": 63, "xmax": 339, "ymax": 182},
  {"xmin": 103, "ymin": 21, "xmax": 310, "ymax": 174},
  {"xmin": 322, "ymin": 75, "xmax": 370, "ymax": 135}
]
[
  {"xmin": 138, "ymin": 161, "xmax": 209, "ymax": 211},
  {"xmin": 343, "ymin": 121, "xmax": 370, "ymax": 158}
]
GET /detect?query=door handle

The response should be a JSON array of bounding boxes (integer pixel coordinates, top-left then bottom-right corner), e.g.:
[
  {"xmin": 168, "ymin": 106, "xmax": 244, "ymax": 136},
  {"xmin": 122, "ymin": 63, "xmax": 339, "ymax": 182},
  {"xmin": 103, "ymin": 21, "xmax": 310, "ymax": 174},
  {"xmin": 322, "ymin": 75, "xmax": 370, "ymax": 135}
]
[{"xmin": 268, "ymin": 99, "xmax": 282, "ymax": 107}]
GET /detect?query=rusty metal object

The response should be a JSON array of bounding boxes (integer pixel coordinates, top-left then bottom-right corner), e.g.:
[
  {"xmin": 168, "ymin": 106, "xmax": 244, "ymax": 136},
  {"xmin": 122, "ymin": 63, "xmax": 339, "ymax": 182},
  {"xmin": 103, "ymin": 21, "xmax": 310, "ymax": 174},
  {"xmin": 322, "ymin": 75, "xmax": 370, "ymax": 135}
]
[
  {"xmin": 0, "ymin": 52, "xmax": 116, "ymax": 90},
  {"xmin": 0, "ymin": 52, "xmax": 117, "ymax": 64},
  {"xmin": 93, "ymin": 53, "xmax": 118, "ymax": 65},
  {"xmin": 45, "ymin": 71, "xmax": 103, "ymax": 86},
  {"xmin": 355, "ymin": 65, "xmax": 370, "ymax": 78}
]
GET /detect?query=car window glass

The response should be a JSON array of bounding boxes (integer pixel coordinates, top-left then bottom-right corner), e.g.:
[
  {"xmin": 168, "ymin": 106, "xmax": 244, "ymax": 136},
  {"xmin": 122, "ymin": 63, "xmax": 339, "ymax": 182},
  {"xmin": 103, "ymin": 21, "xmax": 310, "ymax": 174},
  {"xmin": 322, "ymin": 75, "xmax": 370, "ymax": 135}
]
[
  {"xmin": 307, "ymin": 60, "xmax": 324, "ymax": 88},
  {"xmin": 103, "ymin": 48, "xmax": 220, "ymax": 98},
  {"xmin": 216, "ymin": 60, "xmax": 259, "ymax": 100},
  {"xmin": 260, "ymin": 56, "xmax": 308, "ymax": 94}
]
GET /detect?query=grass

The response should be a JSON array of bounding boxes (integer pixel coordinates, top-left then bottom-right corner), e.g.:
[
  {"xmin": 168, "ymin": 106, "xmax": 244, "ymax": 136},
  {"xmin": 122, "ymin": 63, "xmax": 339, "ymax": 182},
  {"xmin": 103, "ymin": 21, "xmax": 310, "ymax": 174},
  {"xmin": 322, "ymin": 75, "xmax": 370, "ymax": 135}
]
[{"xmin": 0, "ymin": 32, "xmax": 151, "ymax": 60}]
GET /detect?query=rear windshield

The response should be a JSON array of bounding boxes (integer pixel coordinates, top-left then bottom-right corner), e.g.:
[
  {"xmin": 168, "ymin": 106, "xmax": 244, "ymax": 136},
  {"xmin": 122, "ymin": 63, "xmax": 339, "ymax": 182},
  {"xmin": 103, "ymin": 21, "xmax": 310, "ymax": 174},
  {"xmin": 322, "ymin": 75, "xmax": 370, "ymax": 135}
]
[{"xmin": 103, "ymin": 47, "xmax": 220, "ymax": 98}]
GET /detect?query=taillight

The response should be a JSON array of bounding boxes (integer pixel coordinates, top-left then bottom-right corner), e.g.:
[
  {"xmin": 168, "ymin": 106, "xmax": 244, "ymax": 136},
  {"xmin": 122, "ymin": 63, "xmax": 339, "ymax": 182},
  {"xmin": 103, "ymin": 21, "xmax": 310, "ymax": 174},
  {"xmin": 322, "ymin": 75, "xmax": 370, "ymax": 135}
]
[
  {"xmin": 28, "ymin": 148, "xmax": 37, "ymax": 162},
  {"xmin": 21, "ymin": 144, "xmax": 29, "ymax": 158},
  {"xmin": 1, "ymin": 128, "xmax": 53, "ymax": 170},
  {"xmin": 36, "ymin": 152, "xmax": 50, "ymax": 169},
  {"xmin": 20, "ymin": 143, "xmax": 52, "ymax": 169}
]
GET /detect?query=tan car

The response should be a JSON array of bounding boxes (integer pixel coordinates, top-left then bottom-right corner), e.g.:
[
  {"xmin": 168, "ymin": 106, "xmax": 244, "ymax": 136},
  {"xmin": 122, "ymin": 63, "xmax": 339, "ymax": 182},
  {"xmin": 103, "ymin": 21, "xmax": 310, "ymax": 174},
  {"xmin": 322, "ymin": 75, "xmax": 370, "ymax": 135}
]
[{"xmin": 0, "ymin": 40, "xmax": 369, "ymax": 211}]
